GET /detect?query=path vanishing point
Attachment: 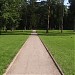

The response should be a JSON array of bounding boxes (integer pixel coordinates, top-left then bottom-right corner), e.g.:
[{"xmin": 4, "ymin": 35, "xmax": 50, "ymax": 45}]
[{"xmin": 4, "ymin": 30, "xmax": 61, "ymax": 75}]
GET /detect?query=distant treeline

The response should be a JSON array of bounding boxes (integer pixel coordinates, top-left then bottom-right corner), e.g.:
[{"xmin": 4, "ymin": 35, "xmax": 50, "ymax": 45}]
[{"xmin": 0, "ymin": 0, "xmax": 75, "ymax": 33}]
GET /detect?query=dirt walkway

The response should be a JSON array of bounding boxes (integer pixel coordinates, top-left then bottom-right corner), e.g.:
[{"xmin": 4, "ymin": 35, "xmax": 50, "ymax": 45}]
[{"xmin": 4, "ymin": 30, "xmax": 61, "ymax": 75}]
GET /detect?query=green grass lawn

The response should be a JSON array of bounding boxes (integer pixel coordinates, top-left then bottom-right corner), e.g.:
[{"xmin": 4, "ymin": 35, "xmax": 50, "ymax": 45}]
[
  {"xmin": 38, "ymin": 30, "xmax": 74, "ymax": 75},
  {"xmin": 0, "ymin": 30, "xmax": 31, "ymax": 75}
]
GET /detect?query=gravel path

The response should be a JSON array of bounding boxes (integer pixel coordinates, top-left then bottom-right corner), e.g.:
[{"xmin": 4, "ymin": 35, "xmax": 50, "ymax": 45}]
[{"xmin": 4, "ymin": 30, "xmax": 61, "ymax": 75}]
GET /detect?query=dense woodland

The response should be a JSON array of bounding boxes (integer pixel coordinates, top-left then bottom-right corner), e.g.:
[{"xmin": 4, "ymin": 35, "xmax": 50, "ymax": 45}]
[{"xmin": 0, "ymin": 0, "xmax": 75, "ymax": 33}]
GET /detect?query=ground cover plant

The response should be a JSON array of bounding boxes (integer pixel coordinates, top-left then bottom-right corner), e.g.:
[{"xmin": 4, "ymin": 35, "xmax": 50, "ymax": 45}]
[
  {"xmin": 38, "ymin": 30, "xmax": 74, "ymax": 75},
  {"xmin": 0, "ymin": 30, "xmax": 31, "ymax": 75}
]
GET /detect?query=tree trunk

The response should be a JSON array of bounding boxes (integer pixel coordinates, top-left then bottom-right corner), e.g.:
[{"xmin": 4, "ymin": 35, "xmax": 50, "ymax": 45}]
[
  {"xmin": 74, "ymin": 17, "xmax": 75, "ymax": 31},
  {"xmin": 0, "ymin": 28, "xmax": 1, "ymax": 35},
  {"xmin": 59, "ymin": 0, "xmax": 64, "ymax": 33},
  {"xmin": 61, "ymin": 17, "xmax": 63, "ymax": 33},
  {"xmin": 4, "ymin": 25, "xmax": 7, "ymax": 32},
  {"xmin": 46, "ymin": 14, "xmax": 49, "ymax": 33},
  {"xmin": 60, "ymin": 1, "xmax": 64, "ymax": 33},
  {"xmin": 46, "ymin": 6, "xmax": 50, "ymax": 33},
  {"xmin": 11, "ymin": 25, "xmax": 15, "ymax": 31},
  {"xmin": 25, "ymin": 17, "xmax": 27, "ymax": 30},
  {"xmin": 24, "ymin": 26, "xmax": 26, "ymax": 30}
]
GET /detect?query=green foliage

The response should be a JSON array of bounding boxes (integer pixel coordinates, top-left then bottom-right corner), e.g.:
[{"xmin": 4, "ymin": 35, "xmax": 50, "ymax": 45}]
[
  {"xmin": 0, "ymin": 0, "xmax": 74, "ymax": 31},
  {"xmin": 69, "ymin": 0, "xmax": 75, "ymax": 15},
  {"xmin": 0, "ymin": 0, "xmax": 23, "ymax": 31},
  {"xmin": 2, "ymin": 0, "xmax": 22, "ymax": 30},
  {"xmin": 69, "ymin": 0, "xmax": 75, "ymax": 31}
]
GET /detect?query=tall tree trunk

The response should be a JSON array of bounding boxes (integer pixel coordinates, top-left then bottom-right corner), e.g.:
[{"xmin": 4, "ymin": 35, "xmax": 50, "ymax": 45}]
[
  {"xmin": 25, "ymin": 17, "xmax": 27, "ymax": 30},
  {"xmin": 46, "ymin": 13, "xmax": 49, "ymax": 33},
  {"xmin": 46, "ymin": 6, "xmax": 50, "ymax": 33},
  {"xmin": 61, "ymin": 17, "xmax": 63, "ymax": 33},
  {"xmin": 4, "ymin": 25, "xmax": 7, "ymax": 32},
  {"xmin": 24, "ymin": 5, "xmax": 27, "ymax": 30},
  {"xmin": 60, "ymin": 0, "xmax": 64, "ymax": 33},
  {"xmin": 11, "ymin": 25, "xmax": 15, "ymax": 31},
  {"xmin": 74, "ymin": 17, "xmax": 75, "ymax": 31},
  {"xmin": 24, "ymin": 25, "xmax": 26, "ymax": 30},
  {"xmin": 0, "ymin": 28, "xmax": 1, "ymax": 35},
  {"xmin": 61, "ymin": 4, "xmax": 64, "ymax": 33}
]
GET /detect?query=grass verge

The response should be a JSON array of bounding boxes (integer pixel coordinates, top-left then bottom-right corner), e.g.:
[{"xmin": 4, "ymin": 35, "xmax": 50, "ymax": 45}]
[
  {"xmin": 38, "ymin": 30, "xmax": 74, "ymax": 75},
  {"xmin": 0, "ymin": 30, "xmax": 31, "ymax": 75}
]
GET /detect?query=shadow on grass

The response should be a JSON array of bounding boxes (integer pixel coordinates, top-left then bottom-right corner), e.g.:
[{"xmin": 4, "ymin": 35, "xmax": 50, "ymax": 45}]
[
  {"xmin": 0, "ymin": 30, "xmax": 31, "ymax": 35},
  {"xmin": 1, "ymin": 30, "xmax": 75, "ymax": 36},
  {"xmin": 37, "ymin": 30, "xmax": 75, "ymax": 36}
]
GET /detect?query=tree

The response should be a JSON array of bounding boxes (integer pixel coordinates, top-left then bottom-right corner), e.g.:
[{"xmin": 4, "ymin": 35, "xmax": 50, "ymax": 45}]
[
  {"xmin": 69, "ymin": 0, "xmax": 75, "ymax": 31},
  {"xmin": 0, "ymin": 0, "xmax": 5, "ymax": 34},
  {"xmin": 2, "ymin": 0, "xmax": 22, "ymax": 31},
  {"xmin": 36, "ymin": 3, "xmax": 48, "ymax": 30},
  {"xmin": 46, "ymin": 0, "xmax": 51, "ymax": 33},
  {"xmin": 55, "ymin": 0, "xmax": 64, "ymax": 33},
  {"xmin": 29, "ymin": 0, "xmax": 37, "ymax": 29},
  {"xmin": 60, "ymin": 0, "xmax": 64, "ymax": 33},
  {"xmin": 20, "ymin": 0, "xmax": 28, "ymax": 30},
  {"xmin": 46, "ymin": 0, "xmax": 64, "ymax": 33},
  {"xmin": 0, "ymin": 0, "xmax": 72, "ymax": 32}
]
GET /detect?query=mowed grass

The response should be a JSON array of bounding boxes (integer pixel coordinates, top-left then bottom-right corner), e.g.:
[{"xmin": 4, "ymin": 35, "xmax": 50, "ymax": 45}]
[
  {"xmin": 0, "ymin": 30, "xmax": 31, "ymax": 75},
  {"xmin": 38, "ymin": 30, "xmax": 74, "ymax": 75}
]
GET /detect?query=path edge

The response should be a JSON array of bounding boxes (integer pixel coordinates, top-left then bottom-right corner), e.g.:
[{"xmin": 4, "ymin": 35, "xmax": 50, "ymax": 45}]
[
  {"xmin": 3, "ymin": 36, "xmax": 31, "ymax": 75},
  {"xmin": 38, "ymin": 36, "xmax": 64, "ymax": 75}
]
